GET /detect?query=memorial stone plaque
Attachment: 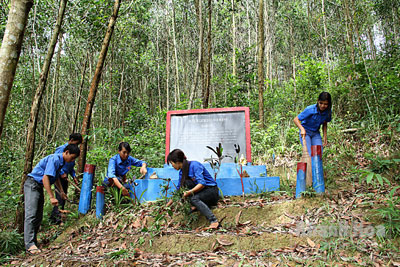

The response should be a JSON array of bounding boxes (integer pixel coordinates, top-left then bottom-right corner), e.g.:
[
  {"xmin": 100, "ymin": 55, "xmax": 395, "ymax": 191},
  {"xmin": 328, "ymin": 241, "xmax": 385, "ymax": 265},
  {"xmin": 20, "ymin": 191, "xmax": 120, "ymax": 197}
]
[{"xmin": 166, "ymin": 107, "xmax": 251, "ymax": 163}]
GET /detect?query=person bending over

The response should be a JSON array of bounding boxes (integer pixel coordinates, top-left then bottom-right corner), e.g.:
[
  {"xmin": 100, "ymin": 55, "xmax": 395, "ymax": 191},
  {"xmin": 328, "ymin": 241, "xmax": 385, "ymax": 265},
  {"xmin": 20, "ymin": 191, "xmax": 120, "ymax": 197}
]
[
  {"xmin": 50, "ymin": 133, "xmax": 82, "ymax": 224},
  {"xmin": 166, "ymin": 149, "xmax": 219, "ymax": 229},
  {"xmin": 103, "ymin": 142, "xmax": 147, "ymax": 196},
  {"xmin": 24, "ymin": 144, "xmax": 80, "ymax": 254},
  {"xmin": 293, "ymin": 91, "xmax": 332, "ymax": 155}
]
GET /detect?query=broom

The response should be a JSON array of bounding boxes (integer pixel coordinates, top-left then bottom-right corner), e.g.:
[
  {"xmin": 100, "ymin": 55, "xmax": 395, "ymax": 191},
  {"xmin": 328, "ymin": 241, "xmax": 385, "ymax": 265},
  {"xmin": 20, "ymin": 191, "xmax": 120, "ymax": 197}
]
[{"xmin": 300, "ymin": 136, "xmax": 313, "ymax": 187}]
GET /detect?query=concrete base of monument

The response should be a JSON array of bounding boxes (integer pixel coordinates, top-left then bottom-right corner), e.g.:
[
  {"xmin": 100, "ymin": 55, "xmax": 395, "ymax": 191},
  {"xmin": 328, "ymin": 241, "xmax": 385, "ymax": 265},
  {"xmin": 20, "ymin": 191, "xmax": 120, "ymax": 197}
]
[{"xmin": 132, "ymin": 163, "xmax": 280, "ymax": 202}]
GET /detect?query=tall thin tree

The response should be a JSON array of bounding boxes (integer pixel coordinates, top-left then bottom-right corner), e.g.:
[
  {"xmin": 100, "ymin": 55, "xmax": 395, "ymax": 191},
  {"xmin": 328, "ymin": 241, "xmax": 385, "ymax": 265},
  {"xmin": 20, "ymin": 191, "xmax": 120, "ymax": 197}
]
[
  {"xmin": 0, "ymin": 0, "xmax": 33, "ymax": 139},
  {"xmin": 203, "ymin": 0, "xmax": 212, "ymax": 108},
  {"xmin": 16, "ymin": 0, "xmax": 68, "ymax": 232},
  {"xmin": 258, "ymin": 0, "xmax": 265, "ymax": 128},
  {"xmin": 78, "ymin": 0, "xmax": 121, "ymax": 175}
]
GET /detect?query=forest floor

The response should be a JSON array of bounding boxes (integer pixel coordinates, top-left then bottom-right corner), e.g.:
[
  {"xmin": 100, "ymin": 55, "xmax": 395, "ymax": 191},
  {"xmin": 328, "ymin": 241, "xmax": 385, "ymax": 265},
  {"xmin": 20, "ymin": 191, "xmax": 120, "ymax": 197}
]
[{"xmin": 9, "ymin": 167, "xmax": 400, "ymax": 267}]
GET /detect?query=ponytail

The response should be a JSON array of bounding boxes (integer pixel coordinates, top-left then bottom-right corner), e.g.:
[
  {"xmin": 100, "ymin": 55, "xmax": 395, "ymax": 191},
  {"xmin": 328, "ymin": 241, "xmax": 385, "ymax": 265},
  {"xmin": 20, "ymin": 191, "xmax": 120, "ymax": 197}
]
[
  {"xmin": 181, "ymin": 159, "xmax": 189, "ymax": 187},
  {"xmin": 167, "ymin": 149, "xmax": 188, "ymax": 186}
]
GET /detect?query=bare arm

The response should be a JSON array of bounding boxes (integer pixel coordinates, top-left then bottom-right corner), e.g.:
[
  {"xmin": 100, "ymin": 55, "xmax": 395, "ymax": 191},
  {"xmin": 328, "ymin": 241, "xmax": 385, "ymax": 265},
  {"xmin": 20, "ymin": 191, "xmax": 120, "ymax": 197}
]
[
  {"xmin": 183, "ymin": 184, "xmax": 205, "ymax": 198},
  {"xmin": 140, "ymin": 163, "xmax": 147, "ymax": 175},
  {"xmin": 322, "ymin": 122, "xmax": 328, "ymax": 146},
  {"xmin": 293, "ymin": 116, "xmax": 306, "ymax": 139},
  {"xmin": 42, "ymin": 175, "xmax": 58, "ymax": 206},
  {"xmin": 54, "ymin": 178, "xmax": 67, "ymax": 200},
  {"xmin": 112, "ymin": 178, "xmax": 129, "ymax": 196}
]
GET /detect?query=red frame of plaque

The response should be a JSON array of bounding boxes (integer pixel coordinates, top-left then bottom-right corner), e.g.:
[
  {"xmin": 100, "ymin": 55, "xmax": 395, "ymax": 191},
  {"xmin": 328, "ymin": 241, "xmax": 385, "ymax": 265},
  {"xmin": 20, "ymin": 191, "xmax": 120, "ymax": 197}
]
[{"xmin": 165, "ymin": 107, "xmax": 252, "ymax": 163}]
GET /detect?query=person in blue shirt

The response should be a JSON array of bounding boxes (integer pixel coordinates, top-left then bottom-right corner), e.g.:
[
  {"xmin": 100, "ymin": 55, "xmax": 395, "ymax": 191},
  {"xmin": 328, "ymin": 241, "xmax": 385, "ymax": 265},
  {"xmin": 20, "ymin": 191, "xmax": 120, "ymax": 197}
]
[
  {"xmin": 166, "ymin": 149, "xmax": 220, "ymax": 229},
  {"xmin": 103, "ymin": 142, "xmax": 147, "ymax": 196},
  {"xmin": 24, "ymin": 144, "xmax": 80, "ymax": 254},
  {"xmin": 50, "ymin": 133, "xmax": 82, "ymax": 224},
  {"xmin": 294, "ymin": 92, "xmax": 332, "ymax": 156}
]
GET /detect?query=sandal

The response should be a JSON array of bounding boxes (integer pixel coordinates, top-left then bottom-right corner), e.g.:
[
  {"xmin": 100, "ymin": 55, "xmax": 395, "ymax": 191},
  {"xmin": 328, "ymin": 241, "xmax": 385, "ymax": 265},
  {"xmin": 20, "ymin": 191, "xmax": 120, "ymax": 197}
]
[{"xmin": 26, "ymin": 247, "xmax": 42, "ymax": 255}]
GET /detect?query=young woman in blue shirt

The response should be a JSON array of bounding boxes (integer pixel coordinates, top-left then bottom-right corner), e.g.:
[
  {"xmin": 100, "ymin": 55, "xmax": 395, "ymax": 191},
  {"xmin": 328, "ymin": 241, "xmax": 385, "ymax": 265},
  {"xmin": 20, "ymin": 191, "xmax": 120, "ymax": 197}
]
[
  {"xmin": 293, "ymin": 92, "xmax": 332, "ymax": 156},
  {"xmin": 103, "ymin": 142, "xmax": 147, "ymax": 196},
  {"xmin": 166, "ymin": 149, "xmax": 220, "ymax": 229}
]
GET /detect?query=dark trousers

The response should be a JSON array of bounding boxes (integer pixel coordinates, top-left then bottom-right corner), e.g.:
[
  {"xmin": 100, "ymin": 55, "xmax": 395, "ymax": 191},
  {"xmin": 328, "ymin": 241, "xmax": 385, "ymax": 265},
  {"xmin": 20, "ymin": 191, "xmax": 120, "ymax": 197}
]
[
  {"xmin": 184, "ymin": 180, "xmax": 219, "ymax": 223},
  {"xmin": 24, "ymin": 177, "xmax": 44, "ymax": 249},
  {"xmin": 50, "ymin": 177, "xmax": 68, "ymax": 222}
]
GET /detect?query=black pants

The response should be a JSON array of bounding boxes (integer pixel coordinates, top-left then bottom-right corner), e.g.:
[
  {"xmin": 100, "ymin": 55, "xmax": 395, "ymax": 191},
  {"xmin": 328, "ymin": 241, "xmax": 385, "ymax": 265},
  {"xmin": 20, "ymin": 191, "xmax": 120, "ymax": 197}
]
[
  {"xmin": 50, "ymin": 177, "xmax": 68, "ymax": 223},
  {"xmin": 184, "ymin": 180, "xmax": 219, "ymax": 223}
]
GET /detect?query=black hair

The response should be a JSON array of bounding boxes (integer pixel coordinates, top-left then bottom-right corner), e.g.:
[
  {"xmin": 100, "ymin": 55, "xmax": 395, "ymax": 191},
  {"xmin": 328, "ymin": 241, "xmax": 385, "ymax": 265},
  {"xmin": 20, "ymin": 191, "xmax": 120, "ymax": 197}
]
[
  {"xmin": 118, "ymin": 142, "xmax": 132, "ymax": 153},
  {"xmin": 69, "ymin": 133, "xmax": 83, "ymax": 143},
  {"xmin": 317, "ymin": 92, "xmax": 332, "ymax": 112},
  {"xmin": 167, "ymin": 149, "xmax": 189, "ymax": 187},
  {"xmin": 64, "ymin": 144, "xmax": 80, "ymax": 156}
]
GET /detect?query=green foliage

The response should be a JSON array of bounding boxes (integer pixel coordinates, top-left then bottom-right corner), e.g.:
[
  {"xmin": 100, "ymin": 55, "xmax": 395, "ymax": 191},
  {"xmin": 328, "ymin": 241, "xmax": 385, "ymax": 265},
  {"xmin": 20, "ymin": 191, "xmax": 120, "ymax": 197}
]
[
  {"xmin": 109, "ymin": 187, "xmax": 131, "ymax": 208},
  {"xmin": 0, "ymin": 230, "xmax": 24, "ymax": 259},
  {"xmin": 107, "ymin": 249, "xmax": 129, "ymax": 260},
  {"xmin": 300, "ymin": 188, "xmax": 317, "ymax": 198},
  {"xmin": 376, "ymin": 186, "xmax": 400, "ymax": 238}
]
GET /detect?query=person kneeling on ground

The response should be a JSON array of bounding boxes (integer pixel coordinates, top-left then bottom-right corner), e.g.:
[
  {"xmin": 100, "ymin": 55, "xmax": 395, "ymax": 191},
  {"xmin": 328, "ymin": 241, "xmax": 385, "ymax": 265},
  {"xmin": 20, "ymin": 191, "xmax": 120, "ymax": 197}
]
[
  {"xmin": 50, "ymin": 133, "xmax": 82, "ymax": 224},
  {"xmin": 103, "ymin": 142, "xmax": 147, "ymax": 197},
  {"xmin": 24, "ymin": 144, "xmax": 80, "ymax": 254},
  {"xmin": 166, "ymin": 149, "xmax": 220, "ymax": 229}
]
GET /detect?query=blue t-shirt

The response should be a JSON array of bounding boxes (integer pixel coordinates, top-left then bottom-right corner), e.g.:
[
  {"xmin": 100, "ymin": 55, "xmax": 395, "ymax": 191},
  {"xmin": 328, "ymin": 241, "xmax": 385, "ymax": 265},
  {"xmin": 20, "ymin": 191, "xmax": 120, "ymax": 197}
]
[
  {"xmin": 28, "ymin": 153, "xmax": 65, "ymax": 184},
  {"xmin": 298, "ymin": 104, "xmax": 331, "ymax": 133},
  {"xmin": 55, "ymin": 143, "xmax": 76, "ymax": 178},
  {"xmin": 104, "ymin": 154, "xmax": 146, "ymax": 182},
  {"xmin": 177, "ymin": 161, "xmax": 217, "ymax": 190}
]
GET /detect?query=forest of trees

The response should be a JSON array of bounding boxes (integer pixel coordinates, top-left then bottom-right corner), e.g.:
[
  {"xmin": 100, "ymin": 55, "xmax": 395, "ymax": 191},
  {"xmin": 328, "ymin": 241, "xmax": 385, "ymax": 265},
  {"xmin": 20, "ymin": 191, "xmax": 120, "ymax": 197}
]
[{"xmin": 0, "ymin": 0, "xmax": 399, "ymax": 260}]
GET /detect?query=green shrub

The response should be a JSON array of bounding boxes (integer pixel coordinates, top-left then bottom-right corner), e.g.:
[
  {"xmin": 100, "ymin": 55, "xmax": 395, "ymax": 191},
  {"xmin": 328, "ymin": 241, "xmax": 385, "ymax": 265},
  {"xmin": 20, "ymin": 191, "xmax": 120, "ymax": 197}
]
[{"xmin": 0, "ymin": 230, "xmax": 24, "ymax": 257}]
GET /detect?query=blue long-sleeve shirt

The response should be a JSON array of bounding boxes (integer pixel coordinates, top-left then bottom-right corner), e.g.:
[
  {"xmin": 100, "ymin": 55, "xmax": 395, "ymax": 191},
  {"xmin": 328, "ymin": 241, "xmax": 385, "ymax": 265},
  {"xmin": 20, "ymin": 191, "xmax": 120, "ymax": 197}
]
[
  {"xmin": 28, "ymin": 153, "xmax": 65, "ymax": 184},
  {"xmin": 55, "ymin": 143, "xmax": 76, "ymax": 178},
  {"xmin": 103, "ymin": 154, "xmax": 146, "ymax": 183},
  {"xmin": 177, "ymin": 161, "xmax": 217, "ymax": 190},
  {"xmin": 298, "ymin": 104, "xmax": 331, "ymax": 133}
]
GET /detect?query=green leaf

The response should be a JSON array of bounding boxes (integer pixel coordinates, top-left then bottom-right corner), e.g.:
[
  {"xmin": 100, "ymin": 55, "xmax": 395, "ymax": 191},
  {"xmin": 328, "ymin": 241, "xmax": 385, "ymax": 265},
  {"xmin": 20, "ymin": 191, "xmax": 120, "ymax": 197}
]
[{"xmin": 366, "ymin": 173, "xmax": 374, "ymax": 184}]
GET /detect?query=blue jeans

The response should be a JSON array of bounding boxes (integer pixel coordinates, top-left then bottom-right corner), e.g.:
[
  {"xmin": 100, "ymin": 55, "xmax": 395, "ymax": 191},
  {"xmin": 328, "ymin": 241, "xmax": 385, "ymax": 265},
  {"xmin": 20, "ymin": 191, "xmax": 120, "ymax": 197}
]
[
  {"xmin": 184, "ymin": 180, "xmax": 219, "ymax": 223},
  {"xmin": 299, "ymin": 130, "xmax": 323, "ymax": 156}
]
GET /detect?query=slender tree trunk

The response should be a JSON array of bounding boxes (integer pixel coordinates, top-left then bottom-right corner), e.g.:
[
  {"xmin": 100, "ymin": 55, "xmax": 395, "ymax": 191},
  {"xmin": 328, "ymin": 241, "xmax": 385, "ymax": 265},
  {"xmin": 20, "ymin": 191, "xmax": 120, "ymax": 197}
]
[
  {"xmin": 321, "ymin": 0, "xmax": 331, "ymax": 85},
  {"xmin": 344, "ymin": 0, "xmax": 355, "ymax": 65},
  {"xmin": 0, "ymin": 0, "xmax": 33, "ymax": 139},
  {"xmin": 203, "ymin": 0, "xmax": 212, "ymax": 108},
  {"xmin": 16, "ymin": 0, "xmax": 67, "ymax": 233},
  {"xmin": 289, "ymin": 19, "xmax": 296, "ymax": 93},
  {"xmin": 78, "ymin": 0, "xmax": 121, "ymax": 175},
  {"xmin": 72, "ymin": 54, "xmax": 88, "ymax": 133},
  {"xmin": 231, "ymin": 0, "xmax": 237, "ymax": 76},
  {"xmin": 116, "ymin": 60, "xmax": 124, "ymax": 125},
  {"xmin": 246, "ymin": 0, "xmax": 251, "ymax": 99},
  {"xmin": 156, "ymin": 10, "xmax": 161, "ymax": 110},
  {"xmin": 171, "ymin": 0, "xmax": 180, "ymax": 107},
  {"xmin": 166, "ymin": 33, "xmax": 170, "ymax": 110},
  {"xmin": 257, "ymin": 0, "xmax": 265, "ymax": 128},
  {"xmin": 367, "ymin": 27, "xmax": 376, "ymax": 60},
  {"xmin": 188, "ymin": 0, "xmax": 203, "ymax": 109},
  {"xmin": 52, "ymin": 34, "xmax": 63, "ymax": 136}
]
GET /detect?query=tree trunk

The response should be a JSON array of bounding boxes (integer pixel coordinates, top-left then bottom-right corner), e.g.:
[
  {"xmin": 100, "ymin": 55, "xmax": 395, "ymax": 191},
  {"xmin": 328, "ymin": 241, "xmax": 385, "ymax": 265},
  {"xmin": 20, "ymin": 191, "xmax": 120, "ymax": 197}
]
[
  {"xmin": 72, "ymin": 54, "xmax": 88, "ymax": 133},
  {"xmin": 343, "ymin": 0, "xmax": 355, "ymax": 65},
  {"xmin": 188, "ymin": 0, "xmax": 203, "ymax": 109},
  {"xmin": 321, "ymin": 0, "xmax": 331, "ymax": 85},
  {"xmin": 16, "ymin": 0, "xmax": 67, "ymax": 233},
  {"xmin": 166, "ymin": 31, "xmax": 170, "ymax": 110},
  {"xmin": 289, "ymin": 19, "xmax": 296, "ymax": 94},
  {"xmin": 0, "ymin": 0, "xmax": 33, "ymax": 139},
  {"xmin": 171, "ymin": 0, "xmax": 180, "ymax": 107},
  {"xmin": 231, "ymin": 0, "xmax": 237, "ymax": 76},
  {"xmin": 78, "ymin": 0, "xmax": 121, "ymax": 176},
  {"xmin": 257, "ymin": 0, "xmax": 265, "ymax": 128},
  {"xmin": 203, "ymin": 0, "xmax": 212, "ymax": 108}
]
